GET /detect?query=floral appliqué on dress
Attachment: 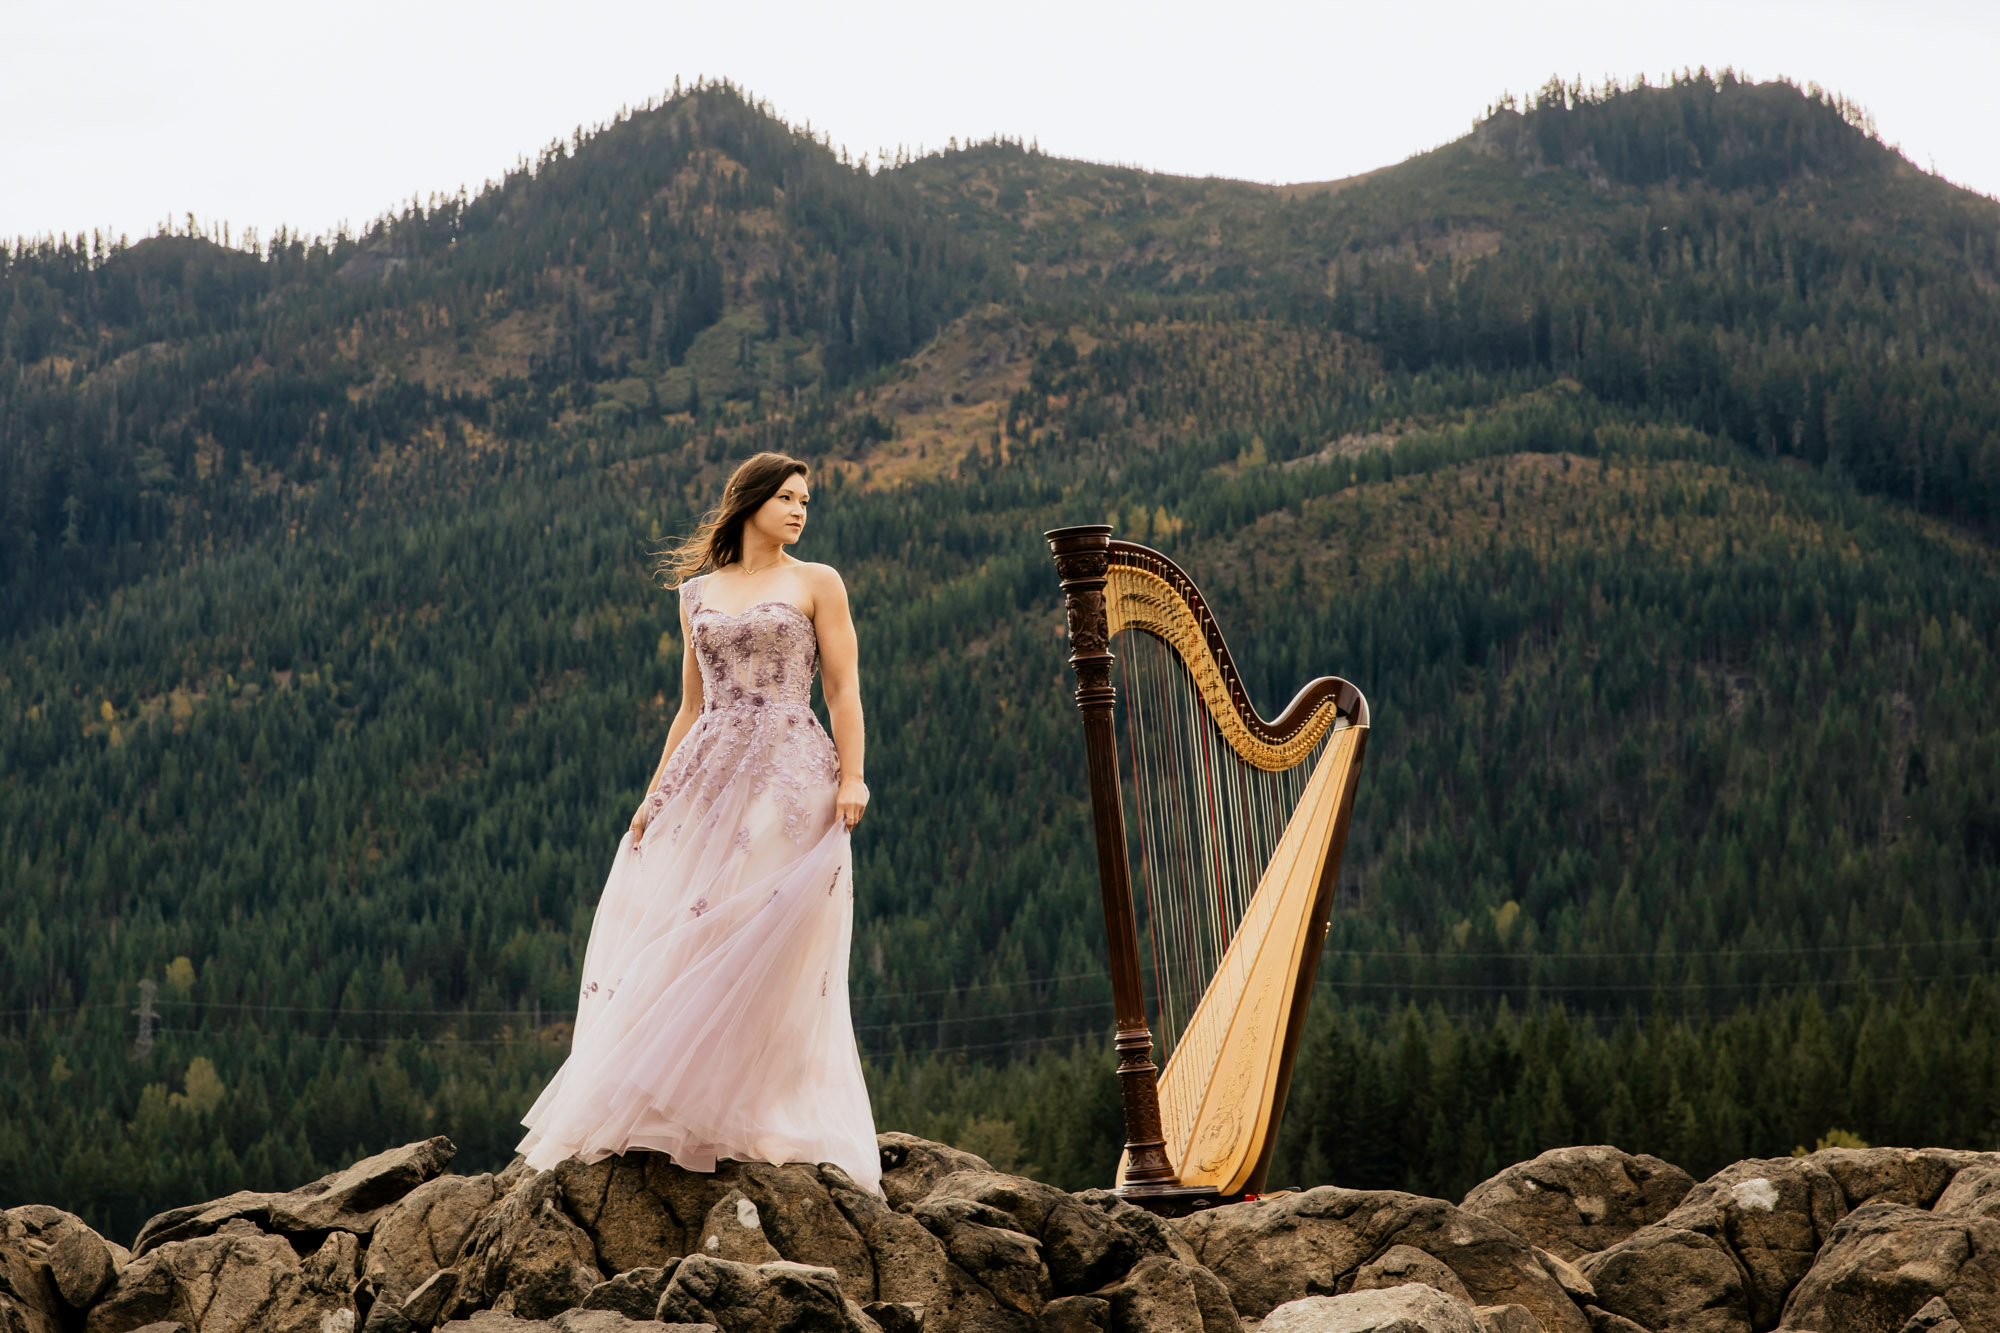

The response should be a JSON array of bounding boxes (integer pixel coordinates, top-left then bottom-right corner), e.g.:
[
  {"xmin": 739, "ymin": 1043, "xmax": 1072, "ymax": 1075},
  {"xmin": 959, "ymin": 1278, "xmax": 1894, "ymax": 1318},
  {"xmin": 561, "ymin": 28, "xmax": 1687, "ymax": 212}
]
[{"xmin": 652, "ymin": 577, "xmax": 843, "ymax": 848}]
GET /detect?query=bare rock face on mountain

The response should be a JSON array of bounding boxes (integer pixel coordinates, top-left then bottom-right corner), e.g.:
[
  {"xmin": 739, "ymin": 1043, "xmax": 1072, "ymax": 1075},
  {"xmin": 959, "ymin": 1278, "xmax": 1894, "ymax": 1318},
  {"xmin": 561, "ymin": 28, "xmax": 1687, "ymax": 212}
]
[
  {"xmin": 1459, "ymin": 1146, "xmax": 1695, "ymax": 1261},
  {"xmin": 1170, "ymin": 1187, "xmax": 1590, "ymax": 1333}
]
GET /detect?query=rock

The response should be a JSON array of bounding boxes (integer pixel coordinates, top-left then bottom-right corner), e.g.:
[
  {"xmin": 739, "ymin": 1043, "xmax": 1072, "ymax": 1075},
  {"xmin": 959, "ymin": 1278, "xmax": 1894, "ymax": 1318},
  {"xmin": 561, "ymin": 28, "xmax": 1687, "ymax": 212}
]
[
  {"xmin": 555, "ymin": 1155, "xmax": 689, "ymax": 1276},
  {"xmin": 6, "ymin": 1205, "xmax": 129, "ymax": 1313},
  {"xmin": 401, "ymin": 1268, "xmax": 461, "ymax": 1327},
  {"xmin": 1578, "ymin": 1226, "xmax": 1748, "ymax": 1333},
  {"xmin": 822, "ymin": 1169, "xmax": 952, "ymax": 1314},
  {"xmin": 728, "ymin": 1164, "xmax": 874, "ymax": 1304},
  {"xmin": 692, "ymin": 1193, "xmax": 782, "ymax": 1266},
  {"xmin": 1352, "ymin": 1246, "xmax": 1472, "ymax": 1303},
  {"xmin": 1183, "ymin": 1264, "xmax": 1238, "ymax": 1333},
  {"xmin": 49, "ymin": 1223, "xmax": 122, "ymax": 1309},
  {"xmin": 270, "ymin": 1137, "xmax": 458, "ymax": 1234},
  {"xmin": 910, "ymin": 1197, "xmax": 1050, "ymax": 1318},
  {"xmin": 1473, "ymin": 1308, "xmax": 1539, "ymax": 1333},
  {"xmin": 123, "ymin": 1324, "xmax": 190, "ymax": 1333},
  {"xmin": 1095, "ymin": 1254, "xmax": 1203, "ymax": 1333},
  {"xmin": 1035, "ymin": 1296, "xmax": 1109, "ymax": 1332},
  {"xmin": 133, "ymin": 1138, "xmax": 456, "ymax": 1257},
  {"xmin": 365, "ymin": 1172, "xmax": 506, "ymax": 1305},
  {"xmin": 926, "ymin": 1173, "xmax": 1152, "ymax": 1298},
  {"xmin": 1, "ymin": 1212, "xmax": 69, "ymax": 1333},
  {"xmin": 1530, "ymin": 1247, "xmax": 1596, "ymax": 1305},
  {"xmin": 1459, "ymin": 1146, "xmax": 1694, "ymax": 1262},
  {"xmin": 551, "ymin": 1311, "xmax": 714, "ymax": 1333},
  {"xmin": 83, "ymin": 1224, "xmax": 360, "ymax": 1333},
  {"xmin": 1581, "ymin": 1155, "xmax": 1847, "ymax": 1332},
  {"xmin": 1933, "ymin": 1164, "xmax": 2000, "ymax": 1220},
  {"xmin": 862, "ymin": 1301, "xmax": 927, "ymax": 1333},
  {"xmin": 581, "ymin": 1267, "xmax": 678, "ymax": 1321},
  {"xmin": 877, "ymin": 1136, "xmax": 995, "ymax": 1212},
  {"xmin": 1895, "ymin": 1295, "xmax": 1964, "ymax": 1331},
  {"xmin": 1804, "ymin": 1148, "xmax": 1997, "ymax": 1213},
  {"xmin": 1172, "ymin": 1188, "xmax": 1588, "ymax": 1332},
  {"xmin": 1256, "ymin": 1284, "xmax": 1482, "ymax": 1332},
  {"xmin": 1777, "ymin": 1202, "xmax": 2000, "ymax": 1333},
  {"xmin": 1581, "ymin": 1309, "xmax": 1648, "ymax": 1333},
  {"xmin": 445, "ymin": 1171, "xmax": 605, "ymax": 1322},
  {"xmin": 655, "ymin": 1255, "xmax": 866, "ymax": 1332}
]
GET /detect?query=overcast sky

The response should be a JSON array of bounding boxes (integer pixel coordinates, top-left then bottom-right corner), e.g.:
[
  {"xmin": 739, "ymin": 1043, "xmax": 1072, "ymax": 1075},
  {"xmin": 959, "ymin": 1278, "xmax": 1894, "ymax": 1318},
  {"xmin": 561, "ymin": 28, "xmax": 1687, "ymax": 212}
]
[{"xmin": 4, "ymin": 0, "xmax": 1994, "ymax": 249}]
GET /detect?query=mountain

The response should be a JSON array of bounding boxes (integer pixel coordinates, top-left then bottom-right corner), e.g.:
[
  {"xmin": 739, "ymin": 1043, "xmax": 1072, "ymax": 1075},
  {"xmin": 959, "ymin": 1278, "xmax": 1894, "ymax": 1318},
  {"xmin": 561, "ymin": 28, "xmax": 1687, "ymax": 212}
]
[{"xmin": 3, "ymin": 73, "xmax": 1999, "ymax": 1241}]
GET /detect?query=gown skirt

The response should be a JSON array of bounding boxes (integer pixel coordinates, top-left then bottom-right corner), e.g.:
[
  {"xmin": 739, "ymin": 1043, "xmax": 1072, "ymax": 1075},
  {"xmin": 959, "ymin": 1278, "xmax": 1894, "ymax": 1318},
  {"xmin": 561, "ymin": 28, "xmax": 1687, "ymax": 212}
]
[{"xmin": 516, "ymin": 585, "xmax": 881, "ymax": 1195}]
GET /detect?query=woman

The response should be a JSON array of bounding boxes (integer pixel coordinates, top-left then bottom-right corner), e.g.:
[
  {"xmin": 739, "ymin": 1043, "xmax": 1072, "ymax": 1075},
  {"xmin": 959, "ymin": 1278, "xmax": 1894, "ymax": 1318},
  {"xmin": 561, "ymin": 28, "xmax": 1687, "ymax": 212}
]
[{"xmin": 516, "ymin": 452, "xmax": 881, "ymax": 1195}]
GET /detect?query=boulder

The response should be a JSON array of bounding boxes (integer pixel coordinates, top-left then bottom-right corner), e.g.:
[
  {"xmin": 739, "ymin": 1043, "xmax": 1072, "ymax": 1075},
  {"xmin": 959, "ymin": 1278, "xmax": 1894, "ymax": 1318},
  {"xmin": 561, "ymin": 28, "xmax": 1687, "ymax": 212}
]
[
  {"xmin": 1803, "ymin": 1148, "xmax": 1996, "ymax": 1214},
  {"xmin": 132, "ymin": 1138, "xmax": 456, "ymax": 1256},
  {"xmin": 1256, "ymin": 1284, "xmax": 1482, "ymax": 1332},
  {"xmin": 580, "ymin": 1268, "xmax": 678, "ymax": 1321},
  {"xmin": 909, "ymin": 1196, "xmax": 1050, "ymax": 1320},
  {"xmin": 7, "ymin": 1205, "xmax": 131, "ymax": 1311},
  {"xmin": 1, "ymin": 1210, "xmax": 75, "ymax": 1333},
  {"xmin": 83, "ymin": 1221, "xmax": 361, "ymax": 1333},
  {"xmin": 925, "ymin": 1173, "xmax": 1175, "ymax": 1298},
  {"xmin": 1581, "ymin": 1156, "xmax": 1847, "ymax": 1332},
  {"xmin": 1171, "ymin": 1188, "xmax": 1588, "ymax": 1332},
  {"xmin": 691, "ymin": 1193, "xmax": 781, "ymax": 1266},
  {"xmin": 1460, "ymin": 1147, "xmax": 1694, "ymax": 1261},
  {"xmin": 655, "ymin": 1255, "xmax": 872, "ymax": 1332},
  {"xmin": 1933, "ymin": 1165, "xmax": 2000, "ymax": 1221},
  {"xmin": 822, "ymin": 1168, "xmax": 953, "ymax": 1314},
  {"xmin": 553, "ymin": 1155, "xmax": 874, "ymax": 1304},
  {"xmin": 1034, "ymin": 1296, "xmax": 1109, "ymax": 1332},
  {"xmin": 364, "ymin": 1172, "xmax": 507, "ymax": 1305},
  {"xmin": 878, "ymin": 1137, "xmax": 995, "ymax": 1212},
  {"xmin": 1351, "ymin": 1245, "xmax": 1472, "ymax": 1303},
  {"xmin": 1894, "ymin": 1296, "xmax": 1964, "ymax": 1331},
  {"xmin": 1577, "ymin": 1226, "xmax": 1749, "ymax": 1333},
  {"xmin": 1776, "ymin": 1202, "xmax": 2000, "ymax": 1333},
  {"xmin": 1473, "ymin": 1307, "xmax": 1539, "ymax": 1333},
  {"xmin": 1091, "ymin": 1253, "xmax": 1236, "ymax": 1333},
  {"xmin": 444, "ymin": 1171, "xmax": 605, "ymax": 1321}
]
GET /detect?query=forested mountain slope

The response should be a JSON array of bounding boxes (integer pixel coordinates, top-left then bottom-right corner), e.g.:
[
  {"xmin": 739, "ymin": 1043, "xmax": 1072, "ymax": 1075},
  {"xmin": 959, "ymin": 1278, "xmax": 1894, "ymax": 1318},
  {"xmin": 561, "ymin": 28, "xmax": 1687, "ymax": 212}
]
[{"xmin": 3, "ymin": 73, "xmax": 1999, "ymax": 1240}]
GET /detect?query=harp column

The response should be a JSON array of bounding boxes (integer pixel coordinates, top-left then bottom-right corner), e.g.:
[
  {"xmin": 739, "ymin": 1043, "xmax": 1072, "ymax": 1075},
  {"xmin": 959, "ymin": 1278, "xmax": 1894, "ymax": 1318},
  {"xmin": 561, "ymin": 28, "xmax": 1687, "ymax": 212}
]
[{"xmin": 1047, "ymin": 524, "xmax": 1177, "ymax": 1188}]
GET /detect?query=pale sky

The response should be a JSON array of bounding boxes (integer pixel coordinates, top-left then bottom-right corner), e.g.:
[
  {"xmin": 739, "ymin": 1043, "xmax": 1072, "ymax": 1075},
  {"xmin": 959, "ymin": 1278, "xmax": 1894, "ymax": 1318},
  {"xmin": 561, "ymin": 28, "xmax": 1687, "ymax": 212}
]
[{"xmin": 3, "ymin": 0, "xmax": 1995, "ymax": 249}]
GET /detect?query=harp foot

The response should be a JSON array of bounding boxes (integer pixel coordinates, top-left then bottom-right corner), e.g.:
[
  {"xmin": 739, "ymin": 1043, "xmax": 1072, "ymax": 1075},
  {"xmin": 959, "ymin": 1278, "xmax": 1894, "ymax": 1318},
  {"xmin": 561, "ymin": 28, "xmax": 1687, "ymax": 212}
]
[{"xmin": 1112, "ymin": 1183, "xmax": 1249, "ymax": 1218}]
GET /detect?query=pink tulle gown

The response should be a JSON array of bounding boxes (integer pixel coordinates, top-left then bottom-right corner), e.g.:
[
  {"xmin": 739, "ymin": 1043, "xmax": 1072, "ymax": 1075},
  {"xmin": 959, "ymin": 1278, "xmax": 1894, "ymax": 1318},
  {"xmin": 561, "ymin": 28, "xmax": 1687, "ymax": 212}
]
[{"xmin": 516, "ymin": 575, "xmax": 882, "ymax": 1195}]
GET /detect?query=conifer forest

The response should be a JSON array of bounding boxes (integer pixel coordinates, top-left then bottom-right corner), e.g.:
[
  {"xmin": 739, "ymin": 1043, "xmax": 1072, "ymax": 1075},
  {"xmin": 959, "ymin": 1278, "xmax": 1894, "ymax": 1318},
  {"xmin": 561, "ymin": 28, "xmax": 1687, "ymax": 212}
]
[{"xmin": 4, "ymin": 73, "xmax": 2000, "ymax": 1242}]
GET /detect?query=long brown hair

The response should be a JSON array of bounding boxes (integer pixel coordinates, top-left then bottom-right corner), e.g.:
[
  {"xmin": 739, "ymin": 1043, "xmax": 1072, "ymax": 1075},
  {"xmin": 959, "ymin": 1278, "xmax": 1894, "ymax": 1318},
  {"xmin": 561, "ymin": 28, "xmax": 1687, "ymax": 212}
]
[{"xmin": 655, "ymin": 452, "xmax": 810, "ymax": 588}]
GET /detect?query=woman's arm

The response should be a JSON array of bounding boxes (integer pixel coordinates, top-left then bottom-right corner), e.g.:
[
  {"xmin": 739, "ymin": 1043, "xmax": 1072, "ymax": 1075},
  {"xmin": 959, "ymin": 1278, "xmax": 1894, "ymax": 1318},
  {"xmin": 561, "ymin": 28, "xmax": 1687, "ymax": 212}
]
[{"xmin": 811, "ymin": 566, "xmax": 869, "ymax": 830}]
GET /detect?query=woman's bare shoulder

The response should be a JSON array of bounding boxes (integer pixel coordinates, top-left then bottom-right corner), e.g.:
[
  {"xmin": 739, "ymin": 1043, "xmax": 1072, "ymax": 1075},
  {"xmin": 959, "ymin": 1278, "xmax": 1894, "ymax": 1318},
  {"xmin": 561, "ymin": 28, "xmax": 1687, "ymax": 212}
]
[{"xmin": 794, "ymin": 562, "xmax": 849, "ymax": 613}]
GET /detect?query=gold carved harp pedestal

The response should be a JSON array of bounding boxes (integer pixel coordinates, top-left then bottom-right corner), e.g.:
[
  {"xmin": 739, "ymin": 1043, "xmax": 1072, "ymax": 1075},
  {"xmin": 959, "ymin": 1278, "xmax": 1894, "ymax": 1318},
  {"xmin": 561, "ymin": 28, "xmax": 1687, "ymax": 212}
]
[{"xmin": 1047, "ymin": 525, "xmax": 1370, "ymax": 1214}]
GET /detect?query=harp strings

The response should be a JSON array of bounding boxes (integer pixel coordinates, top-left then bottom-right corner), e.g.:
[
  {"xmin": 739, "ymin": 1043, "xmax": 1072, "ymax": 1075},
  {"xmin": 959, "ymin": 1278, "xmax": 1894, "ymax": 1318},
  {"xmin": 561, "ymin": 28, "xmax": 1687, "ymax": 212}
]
[{"xmin": 1118, "ymin": 626, "xmax": 1332, "ymax": 1128}]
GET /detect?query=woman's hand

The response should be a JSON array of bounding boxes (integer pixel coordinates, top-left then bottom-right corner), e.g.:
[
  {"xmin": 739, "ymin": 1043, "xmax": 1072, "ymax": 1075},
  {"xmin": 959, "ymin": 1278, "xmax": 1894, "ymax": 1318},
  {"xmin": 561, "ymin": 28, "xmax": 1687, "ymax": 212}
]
[
  {"xmin": 629, "ymin": 790, "xmax": 667, "ymax": 849},
  {"xmin": 836, "ymin": 777, "xmax": 869, "ymax": 831}
]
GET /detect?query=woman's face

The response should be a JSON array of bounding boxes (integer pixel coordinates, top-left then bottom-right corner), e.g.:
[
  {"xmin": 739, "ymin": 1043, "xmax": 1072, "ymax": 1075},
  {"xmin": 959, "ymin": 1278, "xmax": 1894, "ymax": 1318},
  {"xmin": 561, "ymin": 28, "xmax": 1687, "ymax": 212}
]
[{"xmin": 746, "ymin": 473, "xmax": 809, "ymax": 553}]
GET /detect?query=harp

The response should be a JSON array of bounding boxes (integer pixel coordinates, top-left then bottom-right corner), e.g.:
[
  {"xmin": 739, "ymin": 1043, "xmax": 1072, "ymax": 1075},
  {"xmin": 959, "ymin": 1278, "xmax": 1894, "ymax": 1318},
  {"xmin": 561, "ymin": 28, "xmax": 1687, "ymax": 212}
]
[{"xmin": 1047, "ymin": 525, "xmax": 1369, "ymax": 1212}]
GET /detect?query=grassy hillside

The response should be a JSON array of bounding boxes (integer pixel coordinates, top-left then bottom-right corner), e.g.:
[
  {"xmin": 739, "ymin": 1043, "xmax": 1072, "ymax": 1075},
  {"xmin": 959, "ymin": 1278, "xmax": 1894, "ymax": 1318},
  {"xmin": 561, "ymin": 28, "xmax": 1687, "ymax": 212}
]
[{"xmin": 4, "ymin": 73, "xmax": 2000, "ymax": 1237}]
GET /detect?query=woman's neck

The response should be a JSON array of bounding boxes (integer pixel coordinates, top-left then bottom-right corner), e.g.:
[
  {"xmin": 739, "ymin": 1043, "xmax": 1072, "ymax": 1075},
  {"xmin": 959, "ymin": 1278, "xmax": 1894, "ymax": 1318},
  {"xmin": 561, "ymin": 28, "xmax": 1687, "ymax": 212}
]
[{"xmin": 735, "ymin": 539, "xmax": 786, "ymax": 576}]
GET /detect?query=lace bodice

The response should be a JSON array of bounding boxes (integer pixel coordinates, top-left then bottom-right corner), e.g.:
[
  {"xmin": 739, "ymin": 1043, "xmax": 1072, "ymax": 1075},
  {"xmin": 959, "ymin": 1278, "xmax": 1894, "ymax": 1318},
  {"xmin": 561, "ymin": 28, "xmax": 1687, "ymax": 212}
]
[
  {"xmin": 645, "ymin": 574, "xmax": 841, "ymax": 845},
  {"xmin": 684, "ymin": 577, "xmax": 821, "ymax": 712}
]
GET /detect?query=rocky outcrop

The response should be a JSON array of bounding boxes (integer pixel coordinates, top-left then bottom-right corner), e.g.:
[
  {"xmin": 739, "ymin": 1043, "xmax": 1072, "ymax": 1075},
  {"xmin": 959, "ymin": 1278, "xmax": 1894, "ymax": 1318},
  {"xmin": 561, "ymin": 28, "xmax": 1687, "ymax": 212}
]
[
  {"xmin": 24, "ymin": 1136, "xmax": 2000, "ymax": 1333},
  {"xmin": 1172, "ymin": 1187, "xmax": 1590, "ymax": 1332},
  {"xmin": 1460, "ymin": 1146, "xmax": 1694, "ymax": 1261}
]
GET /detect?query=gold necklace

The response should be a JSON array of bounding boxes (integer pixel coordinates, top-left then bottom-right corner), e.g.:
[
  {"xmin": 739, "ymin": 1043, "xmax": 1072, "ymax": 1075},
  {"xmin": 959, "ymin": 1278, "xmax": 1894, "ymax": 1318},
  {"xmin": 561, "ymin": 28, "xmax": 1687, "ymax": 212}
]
[{"xmin": 739, "ymin": 555, "xmax": 784, "ymax": 577}]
